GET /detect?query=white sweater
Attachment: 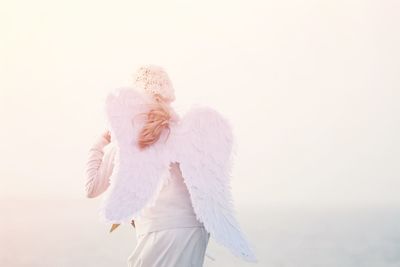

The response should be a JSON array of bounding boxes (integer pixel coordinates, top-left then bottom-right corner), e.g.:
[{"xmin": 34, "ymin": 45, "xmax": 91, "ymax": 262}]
[{"xmin": 85, "ymin": 135, "xmax": 116, "ymax": 198}]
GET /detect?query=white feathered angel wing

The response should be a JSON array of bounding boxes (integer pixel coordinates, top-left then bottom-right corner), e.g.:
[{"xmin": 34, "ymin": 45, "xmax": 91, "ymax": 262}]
[
  {"xmin": 97, "ymin": 87, "xmax": 257, "ymax": 262},
  {"xmin": 173, "ymin": 106, "xmax": 258, "ymax": 262},
  {"xmin": 97, "ymin": 87, "xmax": 172, "ymax": 224}
]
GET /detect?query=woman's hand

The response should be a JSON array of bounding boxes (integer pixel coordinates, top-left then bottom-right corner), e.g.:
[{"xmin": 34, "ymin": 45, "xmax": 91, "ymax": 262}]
[{"xmin": 102, "ymin": 130, "xmax": 111, "ymax": 143}]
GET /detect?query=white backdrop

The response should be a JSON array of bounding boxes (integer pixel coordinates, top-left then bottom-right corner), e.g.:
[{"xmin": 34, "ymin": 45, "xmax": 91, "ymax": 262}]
[
  {"xmin": 1, "ymin": 0, "xmax": 398, "ymax": 207},
  {"xmin": 0, "ymin": 1, "xmax": 399, "ymax": 266}
]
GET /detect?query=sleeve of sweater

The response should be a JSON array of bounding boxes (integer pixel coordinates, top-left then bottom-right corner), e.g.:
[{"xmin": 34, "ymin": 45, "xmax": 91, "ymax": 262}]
[{"xmin": 85, "ymin": 134, "xmax": 117, "ymax": 198}]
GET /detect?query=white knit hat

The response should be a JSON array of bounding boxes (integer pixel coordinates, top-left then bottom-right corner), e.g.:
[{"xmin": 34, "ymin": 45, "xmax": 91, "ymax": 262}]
[{"xmin": 132, "ymin": 64, "xmax": 175, "ymax": 103}]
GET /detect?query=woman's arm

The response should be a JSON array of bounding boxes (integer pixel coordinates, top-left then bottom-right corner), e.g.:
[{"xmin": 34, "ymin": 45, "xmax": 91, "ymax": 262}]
[{"xmin": 85, "ymin": 132, "xmax": 116, "ymax": 198}]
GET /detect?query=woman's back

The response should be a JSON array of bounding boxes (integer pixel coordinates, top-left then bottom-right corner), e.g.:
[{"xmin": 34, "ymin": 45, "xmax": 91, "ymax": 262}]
[
  {"xmin": 127, "ymin": 162, "xmax": 210, "ymax": 267},
  {"xmin": 134, "ymin": 162, "xmax": 204, "ymax": 237}
]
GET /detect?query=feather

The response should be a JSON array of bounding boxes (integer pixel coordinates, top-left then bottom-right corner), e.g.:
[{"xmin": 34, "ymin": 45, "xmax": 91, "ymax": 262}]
[
  {"xmin": 172, "ymin": 106, "xmax": 258, "ymax": 262},
  {"xmin": 97, "ymin": 87, "xmax": 258, "ymax": 262}
]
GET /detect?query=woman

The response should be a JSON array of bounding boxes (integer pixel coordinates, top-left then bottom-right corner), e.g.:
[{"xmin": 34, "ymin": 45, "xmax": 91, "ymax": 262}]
[{"xmin": 85, "ymin": 65, "xmax": 257, "ymax": 266}]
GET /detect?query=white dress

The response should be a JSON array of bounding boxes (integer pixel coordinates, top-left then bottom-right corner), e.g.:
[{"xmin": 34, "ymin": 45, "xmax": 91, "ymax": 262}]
[{"xmin": 126, "ymin": 162, "xmax": 210, "ymax": 267}]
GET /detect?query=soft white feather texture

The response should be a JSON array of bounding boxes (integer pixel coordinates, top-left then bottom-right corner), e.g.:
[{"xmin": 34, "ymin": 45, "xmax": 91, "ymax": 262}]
[{"xmin": 97, "ymin": 87, "xmax": 258, "ymax": 262}]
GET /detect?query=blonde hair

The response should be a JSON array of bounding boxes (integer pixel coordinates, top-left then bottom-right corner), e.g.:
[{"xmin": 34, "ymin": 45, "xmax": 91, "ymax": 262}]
[{"xmin": 137, "ymin": 94, "xmax": 172, "ymax": 150}]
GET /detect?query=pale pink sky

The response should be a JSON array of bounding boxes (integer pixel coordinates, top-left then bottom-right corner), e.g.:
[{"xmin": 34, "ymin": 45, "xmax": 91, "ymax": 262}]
[{"xmin": 0, "ymin": 0, "xmax": 399, "ymax": 208}]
